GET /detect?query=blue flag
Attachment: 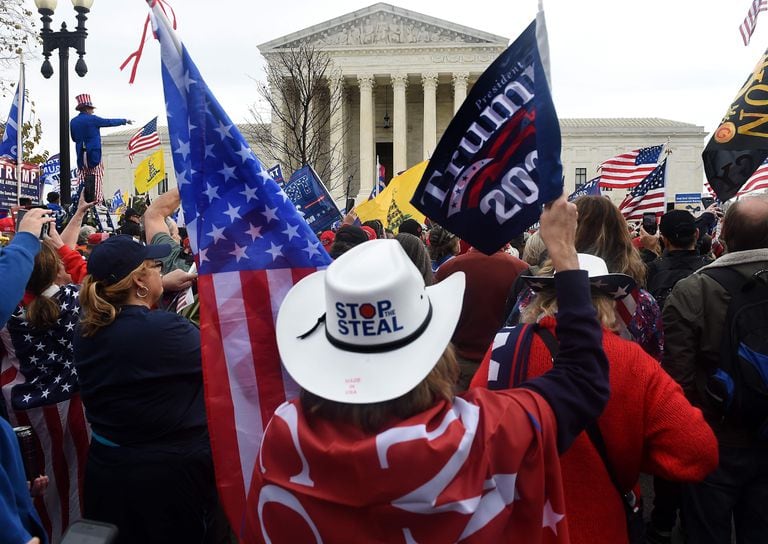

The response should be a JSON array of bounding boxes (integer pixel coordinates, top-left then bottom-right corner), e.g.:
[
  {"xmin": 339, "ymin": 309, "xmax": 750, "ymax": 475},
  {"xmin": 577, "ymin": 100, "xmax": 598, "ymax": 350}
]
[
  {"xmin": 410, "ymin": 12, "xmax": 562, "ymax": 254},
  {"xmin": 283, "ymin": 165, "xmax": 342, "ymax": 234},
  {"xmin": 0, "ymin": 70, "xmax": 24, "ymax": 161},
  {"xmin": 567, "ymin": 176, "xmax": 601, "ymax": 202}
]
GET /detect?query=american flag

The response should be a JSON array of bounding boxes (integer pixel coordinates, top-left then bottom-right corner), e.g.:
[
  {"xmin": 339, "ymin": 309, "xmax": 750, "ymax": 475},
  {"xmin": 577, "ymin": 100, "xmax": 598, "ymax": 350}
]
[
  {"xmin": 598, "ymin": 145, "xmax": 663, "ymax": 189},
  {"xmin": 369, "ymin": 159, "xmax": 386, "ymax": 200},
  {"xmin": 1, "ymin": 285, "xmax": 90, "ymax": 542},
  {"xmin": 738, "ymin": 158, "xmax": 768, "ymax": 195},
  {"xmin": 150, "ymin": 3, "xmax": 332, "ymax": 531},
  {"xmin": 741, "ymin": 0, "xmax": 768, "ymax": 46},
  {"xmin": 127, "ymin": 116, "xmax": 161, "ymax": 163},
  {"xmin": 619, "ymin": 160, "xmax": 667, "ymax": 220}
]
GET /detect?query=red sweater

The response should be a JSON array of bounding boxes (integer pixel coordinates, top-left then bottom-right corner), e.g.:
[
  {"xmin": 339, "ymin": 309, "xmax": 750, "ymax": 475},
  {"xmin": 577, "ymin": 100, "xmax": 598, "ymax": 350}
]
[
  {"xmin": 471, "ymin": 317, "xmax": 718, "ymax": 544},
  {"xmin": 435, "ymin": 248, "xmax": 527, "ymax": 361}
]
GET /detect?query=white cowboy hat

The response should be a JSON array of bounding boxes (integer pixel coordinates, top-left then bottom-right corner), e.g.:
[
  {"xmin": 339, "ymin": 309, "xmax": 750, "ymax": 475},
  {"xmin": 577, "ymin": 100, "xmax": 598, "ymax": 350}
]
[
  {"xmin": 276, "ymin": 239, "xmax": 465, "ymax": 404},
  {"xmin": 521, "ymin": 253, "xmax": 637, "ymax": 300}
]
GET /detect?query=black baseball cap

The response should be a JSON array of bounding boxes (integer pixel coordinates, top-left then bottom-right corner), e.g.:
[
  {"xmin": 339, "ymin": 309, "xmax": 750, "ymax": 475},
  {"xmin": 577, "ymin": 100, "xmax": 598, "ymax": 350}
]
[
  {"xmin": 398, "ymin": 218, "xmax": 424, "ymax": 237},
  {"xmin": 659, "ymin": 210, "xmax": 697, "ymax": 238},
  {"xmin": 87, "ymin": 235, "xmax": 171, "ymax": 285}
]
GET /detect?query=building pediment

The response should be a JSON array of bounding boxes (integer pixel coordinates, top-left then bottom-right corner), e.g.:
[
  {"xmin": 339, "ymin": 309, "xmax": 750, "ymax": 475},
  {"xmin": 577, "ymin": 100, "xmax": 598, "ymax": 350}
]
[{"xmin": 259, "ymin": 3, "xmax": 508, "ymax": 52}]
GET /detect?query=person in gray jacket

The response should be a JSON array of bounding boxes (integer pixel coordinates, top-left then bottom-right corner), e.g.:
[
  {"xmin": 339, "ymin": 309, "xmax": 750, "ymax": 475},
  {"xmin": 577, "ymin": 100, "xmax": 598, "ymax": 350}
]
[{"xmin": 662, "ymin": 195, "xmax": 768, "ymax": 544}]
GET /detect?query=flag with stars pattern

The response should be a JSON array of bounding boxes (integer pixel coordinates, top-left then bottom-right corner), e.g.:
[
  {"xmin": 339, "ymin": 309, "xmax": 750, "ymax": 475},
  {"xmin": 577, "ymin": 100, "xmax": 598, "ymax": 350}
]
[
  {"xmin": 598, "ymin": 145, "xmax": 663, "ymax": 189},
  {"xmin": 1, "ymin": 284, "xmax": 90, "ymax": 542},
  {"xmin": 619, "ymin": 160, "xmax": 667, "ymax": 221},
  {"xmin": 149, "ymin": 2, "xmax": 332, "ymax": 531}
]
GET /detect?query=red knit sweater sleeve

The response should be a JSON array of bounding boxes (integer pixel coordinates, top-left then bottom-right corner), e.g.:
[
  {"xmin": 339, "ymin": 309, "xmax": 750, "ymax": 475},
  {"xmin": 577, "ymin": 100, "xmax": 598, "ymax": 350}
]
[
  {"xmin": 57, "ymin": 245, "xmax": 88, "ymax": 284},
  {"xmin": 639, "ymin": 358, "xmax": 719, "ymax": 481}
]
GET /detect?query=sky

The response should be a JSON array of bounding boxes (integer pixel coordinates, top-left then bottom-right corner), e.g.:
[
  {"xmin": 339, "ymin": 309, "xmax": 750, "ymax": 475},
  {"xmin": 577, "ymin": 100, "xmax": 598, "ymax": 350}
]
[{"xmin": 5, "ymin": 0, "xmax": 766, "ymax": 159}]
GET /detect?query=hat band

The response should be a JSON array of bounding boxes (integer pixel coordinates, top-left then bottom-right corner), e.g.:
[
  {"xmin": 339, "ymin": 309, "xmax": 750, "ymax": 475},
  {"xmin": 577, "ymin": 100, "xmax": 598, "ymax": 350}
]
[
  {"xmin": 325, "ymin": 302, "xmax": 433, "ymax": 354},
  {"xmin": 297, "ymin": 302, "xmax": 434, "ymax": 354}
]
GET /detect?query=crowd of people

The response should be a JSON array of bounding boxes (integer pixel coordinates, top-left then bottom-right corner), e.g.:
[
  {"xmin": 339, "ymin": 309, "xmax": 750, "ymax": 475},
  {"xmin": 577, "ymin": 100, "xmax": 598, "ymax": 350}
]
[{"xmin": 0, "ymin": 181, "xmax": 766, "ymax": 543}]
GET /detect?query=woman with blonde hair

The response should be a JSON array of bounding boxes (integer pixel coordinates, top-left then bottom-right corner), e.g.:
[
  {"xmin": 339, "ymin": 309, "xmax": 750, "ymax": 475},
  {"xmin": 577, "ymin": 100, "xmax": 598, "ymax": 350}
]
[
  {"xmin": 508, "ymin": 196, "xmax": 663, "ymax": 359},
  {"xmin": 74, "ymin": 235, "xmax": 218, "ymax": 544}
]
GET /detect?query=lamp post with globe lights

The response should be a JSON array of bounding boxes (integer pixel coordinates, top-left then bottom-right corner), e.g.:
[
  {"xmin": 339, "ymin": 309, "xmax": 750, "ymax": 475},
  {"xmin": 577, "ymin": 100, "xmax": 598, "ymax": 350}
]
[{"xmin": 34, "ymin": 0, "xmax": 95, "ymax": 206}]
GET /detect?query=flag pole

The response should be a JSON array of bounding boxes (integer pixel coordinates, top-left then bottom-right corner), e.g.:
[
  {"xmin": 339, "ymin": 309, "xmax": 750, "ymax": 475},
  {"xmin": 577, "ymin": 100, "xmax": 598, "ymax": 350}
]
[{"xmin": 15, "ymin": 54, "xmax": 24, "ymax": 205}]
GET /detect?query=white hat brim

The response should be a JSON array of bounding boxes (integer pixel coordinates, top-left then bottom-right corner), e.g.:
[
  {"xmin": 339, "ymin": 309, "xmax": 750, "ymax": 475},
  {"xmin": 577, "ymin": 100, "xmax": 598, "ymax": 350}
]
[{"xmin": 276, "ymin": 271, "xmax": 465, "ymax": 404}]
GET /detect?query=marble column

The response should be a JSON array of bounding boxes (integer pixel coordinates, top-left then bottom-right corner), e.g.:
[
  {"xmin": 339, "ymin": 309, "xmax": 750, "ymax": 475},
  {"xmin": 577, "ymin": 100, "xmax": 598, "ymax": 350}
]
[
  {"xmin": 391, "ymin": 73, "xmax": 408, "ymax": 176},
  {"xmin": 329, "ymin": 74, "xmax": 345, "ymax": 201},
  {"xmin": 357, "ymin": 74, "xmax": 375, "ymax": 203},
  {"xmin": 452, "ymin": 71, "xmax": 469, "ymax": 114},
  {"xmin": 422, "ymin": 72, "xmax": 438, "ymax": 161}
]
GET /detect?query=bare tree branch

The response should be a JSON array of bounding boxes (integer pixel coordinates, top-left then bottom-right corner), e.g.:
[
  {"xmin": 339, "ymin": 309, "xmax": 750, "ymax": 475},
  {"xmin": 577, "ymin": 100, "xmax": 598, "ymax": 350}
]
[
  {"xmin": 246, "ymin": 44, "xmax": 349, "ymax": 192},
  {"xmin": 0, "ymin": 0, "xmax": 39, "ymax": 97}
]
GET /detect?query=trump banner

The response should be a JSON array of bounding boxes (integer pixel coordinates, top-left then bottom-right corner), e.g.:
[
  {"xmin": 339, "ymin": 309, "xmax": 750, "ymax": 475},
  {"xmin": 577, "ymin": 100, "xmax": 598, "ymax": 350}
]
[
  {"xmin": 410, "ymin": 10, "xmax": 562, "ymax": 254},
  {"xmin": 283, "ymin": 165, "xmax": 342, "ymax": 234},
  {"xmin": 703, "ymin": 47, "xmax": 768, "ymax": 201},
  {"xmin": 0, "ymin": 159, "xmax": 40, "ymax": 208}
]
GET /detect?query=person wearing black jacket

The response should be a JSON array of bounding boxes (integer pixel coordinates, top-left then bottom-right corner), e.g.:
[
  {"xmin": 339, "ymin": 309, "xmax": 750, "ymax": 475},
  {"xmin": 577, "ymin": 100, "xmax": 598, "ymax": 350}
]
[{"xmin": 646, "ymin": 210, "xmax": 712, "ymax": 310}]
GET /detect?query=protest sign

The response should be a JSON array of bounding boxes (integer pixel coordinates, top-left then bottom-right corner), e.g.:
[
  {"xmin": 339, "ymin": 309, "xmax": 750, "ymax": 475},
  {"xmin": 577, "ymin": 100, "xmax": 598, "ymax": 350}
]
[{"xmin": 0, "ymin": 159, "xmax": 40, "ymax": 208}]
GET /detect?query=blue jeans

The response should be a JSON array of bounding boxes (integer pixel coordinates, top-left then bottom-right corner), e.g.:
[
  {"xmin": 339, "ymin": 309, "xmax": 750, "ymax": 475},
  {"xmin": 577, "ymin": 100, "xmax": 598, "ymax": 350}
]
[{"xmin": 681, "ymin": 444, "xmax": 768, "ymax": 544}]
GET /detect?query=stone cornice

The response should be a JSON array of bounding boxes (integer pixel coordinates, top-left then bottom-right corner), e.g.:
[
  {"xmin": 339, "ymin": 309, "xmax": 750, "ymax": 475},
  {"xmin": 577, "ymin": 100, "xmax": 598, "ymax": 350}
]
[{"xmin": 259, "ymin": 3, "xmax": 508, "ymax": 52}]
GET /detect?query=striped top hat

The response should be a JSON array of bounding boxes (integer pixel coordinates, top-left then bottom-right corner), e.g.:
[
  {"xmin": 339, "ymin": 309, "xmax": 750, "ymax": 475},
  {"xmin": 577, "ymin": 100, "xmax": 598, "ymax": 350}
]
[{"xmin": 75, "ymin": 93, "xmax": 95, "ymax": 111}]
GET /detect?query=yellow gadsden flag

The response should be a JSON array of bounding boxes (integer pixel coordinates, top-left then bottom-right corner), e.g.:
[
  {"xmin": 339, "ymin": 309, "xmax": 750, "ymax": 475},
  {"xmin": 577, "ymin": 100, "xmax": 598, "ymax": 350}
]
[
  {"xmin": 134, "ymin": 149, "xmax": 165, "ymax": 193},
  {"xmin": 355, "ymin": 161, "xmax": 427, "ymax": 232}
]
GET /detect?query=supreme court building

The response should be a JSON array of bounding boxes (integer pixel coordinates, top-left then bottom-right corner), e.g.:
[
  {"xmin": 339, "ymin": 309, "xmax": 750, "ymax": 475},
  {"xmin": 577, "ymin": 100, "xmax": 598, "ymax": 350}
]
[{"xmin": 101, "ymin": 3, "xmax": 708, "ymax": 208}]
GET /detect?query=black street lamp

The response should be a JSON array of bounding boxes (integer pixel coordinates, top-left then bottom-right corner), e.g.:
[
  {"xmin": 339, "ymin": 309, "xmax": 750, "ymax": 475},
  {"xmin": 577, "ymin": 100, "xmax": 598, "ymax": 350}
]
[{"xmin": 34, "ymin": 0, "xmax": 95, "ymax": 206}]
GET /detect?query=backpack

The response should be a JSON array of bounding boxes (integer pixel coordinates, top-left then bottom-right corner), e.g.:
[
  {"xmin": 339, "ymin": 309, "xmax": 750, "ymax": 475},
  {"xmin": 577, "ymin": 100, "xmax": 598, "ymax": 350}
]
[
  {"xmin": 647, "ymin": 254, "xmax": 709, "ymax": 310},
  {"xmin": 702, "ymin": 267, "xmax": 768, "ymax": 440}
]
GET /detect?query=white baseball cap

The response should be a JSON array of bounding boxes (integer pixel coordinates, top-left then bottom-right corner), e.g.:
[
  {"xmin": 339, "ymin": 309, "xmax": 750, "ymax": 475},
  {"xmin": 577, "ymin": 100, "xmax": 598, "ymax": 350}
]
[{"xmin": 276, "ymin": 239, "xmax": 465, "ymax": 404}]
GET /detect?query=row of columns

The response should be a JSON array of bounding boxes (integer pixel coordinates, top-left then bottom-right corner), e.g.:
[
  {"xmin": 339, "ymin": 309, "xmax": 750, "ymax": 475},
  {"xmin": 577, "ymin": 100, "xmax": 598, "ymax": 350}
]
[{"xmin": 333, "ymin": 71, "xmax": 470, "ymax": 202}]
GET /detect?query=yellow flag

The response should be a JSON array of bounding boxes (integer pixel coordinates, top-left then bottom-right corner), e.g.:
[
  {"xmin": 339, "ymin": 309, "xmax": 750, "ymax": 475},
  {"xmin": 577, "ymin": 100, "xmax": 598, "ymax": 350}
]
[
  {"xmin": 134, "ymin": 149, "xmax": 165, "ymax": 193},
  {"xmin": 356, "ymin": 161, "xmax": 427, "ymax": 232}
]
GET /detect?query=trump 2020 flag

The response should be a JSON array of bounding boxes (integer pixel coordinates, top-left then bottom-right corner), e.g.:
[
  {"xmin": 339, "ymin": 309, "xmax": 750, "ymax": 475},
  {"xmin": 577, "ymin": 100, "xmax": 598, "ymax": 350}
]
[
  {"xmin": 410, "ymin": 9, "xmax": 562, "ymax": 255},
  {"xmin": 703, "ymin": 46, "xmax": 768, "ymax": 201},
  {"xmin": 567, "ymin": 176, "xmax": 601, "ymax": 202},
  {"xmin": 148, "ymin": 1, "xmax": 332, "ymax": 530}
]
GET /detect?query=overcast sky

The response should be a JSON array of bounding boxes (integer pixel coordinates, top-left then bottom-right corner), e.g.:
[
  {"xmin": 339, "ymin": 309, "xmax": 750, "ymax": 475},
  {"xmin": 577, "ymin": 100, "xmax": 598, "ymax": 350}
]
[{"xmin": 7, "ymin": 0, "xmax": 766, "ymax": 157}]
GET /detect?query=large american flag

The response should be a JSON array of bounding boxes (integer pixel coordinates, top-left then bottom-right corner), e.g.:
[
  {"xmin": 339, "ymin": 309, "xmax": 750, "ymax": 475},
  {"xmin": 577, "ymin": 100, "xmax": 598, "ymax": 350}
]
[
  {"xmin": 127, "ymin": 116, "xmax": 161, "ymax": 163},
  {"xmin": 1, "ymin": 285, "xmax": 90, "ymax": 543},
  {"xmin": 619, "ymin": 160, "xmax": 667, "ymax": 220},
  {"xmin": 598, "ymin": 145, "xmax": 663, "ymax": 189},
  {"xmin": 149, "ymin": 3, "xmax": 332, "ymax": 532},
  {"xmin": 741, "ymin": 0, "xmax": 768, "ymax": 46}
]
